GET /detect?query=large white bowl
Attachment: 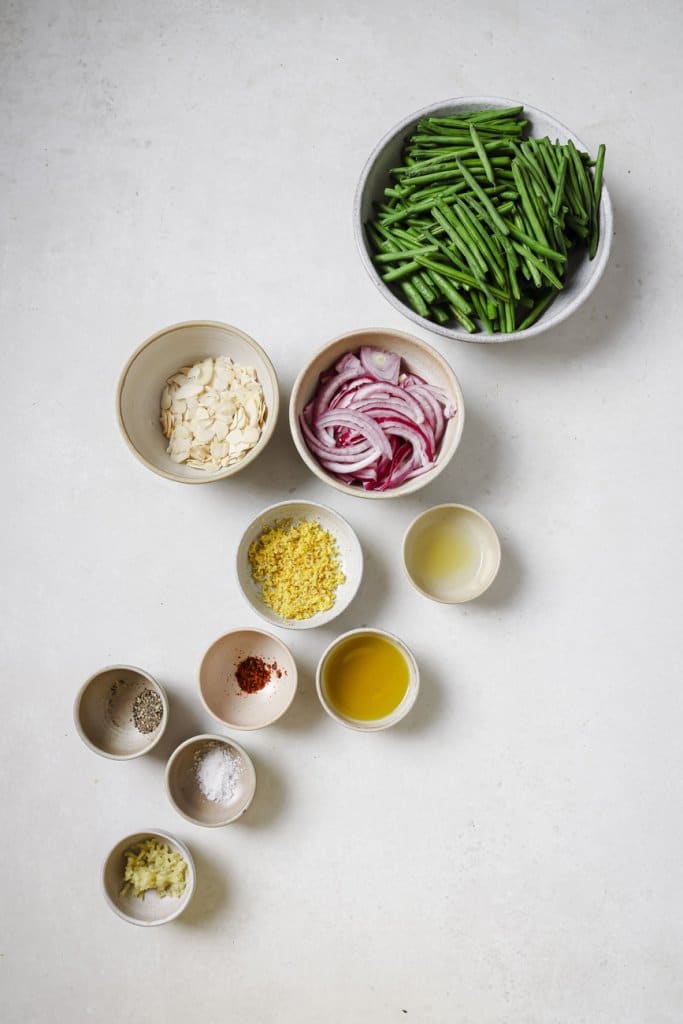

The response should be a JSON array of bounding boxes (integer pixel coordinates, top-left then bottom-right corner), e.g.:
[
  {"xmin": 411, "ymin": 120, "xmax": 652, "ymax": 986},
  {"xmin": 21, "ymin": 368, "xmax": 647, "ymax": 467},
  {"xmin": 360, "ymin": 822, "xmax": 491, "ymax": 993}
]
[
  {"xmin": 117, "ymin": 320, "xmax": 279, "ymax": 483},
  {"xmin": 354, "ymin": 96, "xmax": 613, "ymax": 344},
  {"xmin": 289, "ymin": 327, "xmax": 465, "ymax": 499}
]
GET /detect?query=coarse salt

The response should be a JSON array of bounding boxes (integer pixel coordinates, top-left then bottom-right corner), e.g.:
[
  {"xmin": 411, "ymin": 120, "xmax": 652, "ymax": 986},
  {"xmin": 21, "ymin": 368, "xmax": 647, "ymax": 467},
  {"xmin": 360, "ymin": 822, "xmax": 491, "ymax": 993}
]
[{"xmin": 195, "ymin": 744, "xmax": 243, "ymax": 803}]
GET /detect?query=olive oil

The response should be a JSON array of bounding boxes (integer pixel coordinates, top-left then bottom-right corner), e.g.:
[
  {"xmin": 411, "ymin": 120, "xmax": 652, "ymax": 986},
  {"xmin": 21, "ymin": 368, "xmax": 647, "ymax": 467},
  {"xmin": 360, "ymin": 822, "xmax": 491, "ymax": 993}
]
[{"xmin": 323, "ymin": 633, "xmax": 410, "ymax": 721}]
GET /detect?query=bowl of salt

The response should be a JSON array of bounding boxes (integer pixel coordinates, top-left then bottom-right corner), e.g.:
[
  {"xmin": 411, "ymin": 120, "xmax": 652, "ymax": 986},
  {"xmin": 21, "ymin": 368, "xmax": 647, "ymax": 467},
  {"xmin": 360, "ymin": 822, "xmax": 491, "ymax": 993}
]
[{"xmin": 165, "ymin": 734, "xmax": 256, "ymax": 827}]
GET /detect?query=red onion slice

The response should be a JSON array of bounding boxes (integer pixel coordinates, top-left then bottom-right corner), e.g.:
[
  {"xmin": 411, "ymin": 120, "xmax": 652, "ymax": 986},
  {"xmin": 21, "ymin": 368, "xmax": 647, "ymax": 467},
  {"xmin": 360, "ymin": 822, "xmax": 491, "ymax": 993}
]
[
  {"xmin": 299, "ymin": 345, "xmax": 456, "ymax": 491},
  {"xmin": 359, "ymin": 346, "xmax": 401, "ymax": 384}
]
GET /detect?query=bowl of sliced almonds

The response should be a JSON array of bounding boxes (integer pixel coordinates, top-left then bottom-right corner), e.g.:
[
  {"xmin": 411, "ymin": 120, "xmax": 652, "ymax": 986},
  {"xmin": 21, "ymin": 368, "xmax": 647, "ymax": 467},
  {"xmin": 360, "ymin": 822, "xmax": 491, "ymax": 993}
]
[{"xmin": 117, "ymin": 320, "xmax": 279, "ymax": 483}]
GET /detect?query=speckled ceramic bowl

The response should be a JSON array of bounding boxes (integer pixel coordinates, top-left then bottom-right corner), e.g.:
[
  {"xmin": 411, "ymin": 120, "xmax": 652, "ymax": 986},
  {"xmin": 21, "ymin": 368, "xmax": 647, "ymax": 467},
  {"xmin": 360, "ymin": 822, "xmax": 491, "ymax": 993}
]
[
  {"xmin": 199, "ymin": 628, "xmax": 298, "ymax": 730},
  {"xmin": 236, "ymin": 500, "xmax": 363, "ymax": 628},
  {"xmin": 289, "ymin": 328, "xmax": 464, "ymax": 499},
  {"xmin": 165, "ymin": 734, "xmax": 257, "ymax": 827},
  {"xmin": 74, "ymin": 665, "xmax": 168, "ymax": 760},
  {"xmin": 117, "ymin": 320, "xmax": 279, "ymax": 483},
  {"xmin": 102, "ymin": 830, "xmax": 196, "ymax": 926},
  {"xmin": 354, "ymin": 96, "xmax": 612, "ymax": 343}
]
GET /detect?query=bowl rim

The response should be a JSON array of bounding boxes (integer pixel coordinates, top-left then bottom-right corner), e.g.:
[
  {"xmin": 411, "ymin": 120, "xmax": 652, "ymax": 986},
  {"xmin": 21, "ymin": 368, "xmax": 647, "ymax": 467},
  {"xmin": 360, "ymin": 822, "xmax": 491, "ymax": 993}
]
[
  {"xmin": 164, "ymin": 732, "xmax": 257, "ymax": 827},
  {"xmin": 115, "ymin": 318, "xmax": 280, "ymax": 484},
  {"xmin": 402, "ymin": 502, "xmax": 502, "ymax": 603},
  {"xmin": 315, "ymin": 626, "xmax": 420, "ymax": 732},
  {"xmin": 73, "ymin": 664, "xmax": 169, "ymax": 760},
  {"xmin": 288, "ymin": 327, "xmax": 465, "ymax": 499},
  {"xmin": 198, "ymin": 626, "xmax": 299, "ymax": 730},
  {"xmin": 353, "ymin": 95, "xmax": 613, "ymax": 344},
  {"xmin": 101, "ymin": 828, "xmax": 196, "ymax": 927},
  {"xmin": 236, "ymin": 498, "xmax": 365, "ymax": 629}
]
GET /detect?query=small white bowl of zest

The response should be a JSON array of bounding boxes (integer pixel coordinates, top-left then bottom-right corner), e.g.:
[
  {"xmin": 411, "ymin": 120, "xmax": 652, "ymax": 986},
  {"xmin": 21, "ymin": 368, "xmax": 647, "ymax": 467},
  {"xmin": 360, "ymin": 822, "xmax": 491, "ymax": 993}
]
[{"xmin": 402, "ymin": 504, "xmax": 501, "ymax": 603}]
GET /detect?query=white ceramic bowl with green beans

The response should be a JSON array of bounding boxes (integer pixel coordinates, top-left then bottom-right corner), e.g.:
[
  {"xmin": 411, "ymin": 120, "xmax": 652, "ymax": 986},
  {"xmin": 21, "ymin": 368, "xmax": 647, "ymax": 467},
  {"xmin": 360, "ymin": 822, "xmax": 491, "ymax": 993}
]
[{"xmin": 354, "ymin": 96, "xmax": 612, "ymax": 343}]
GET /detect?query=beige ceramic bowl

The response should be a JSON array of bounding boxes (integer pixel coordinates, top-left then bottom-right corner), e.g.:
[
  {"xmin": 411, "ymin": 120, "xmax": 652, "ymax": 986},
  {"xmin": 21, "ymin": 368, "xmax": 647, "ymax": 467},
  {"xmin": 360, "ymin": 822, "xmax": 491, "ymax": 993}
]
[
  {"xmin": 289, "ymin": 327, "xmax": 464, "ymax": 499},
  {"xmin": 199, "ymin": 628, "xmax": 298, "ymax": 730},
  {"xmin": 403, "ymin": 503, "xmax": 501, "ymax": 603},
  {"xmin": 165, "ymin": 734, "xmax": 256, "ymax": 827},
  {"xmin": 117, "ymin": 320, "xmax": 279, "ymax": 483},
  {"xmin": 354, "ymin": 96, "xmax": 613, "ymax": 344},
  {"xmin": 316, "ymin": 627, "xmax": 420, "ymax": 732},
  {"xmin": 74, "ymin": 665, "xmax": 168, "ymax": 759},
  {"xmin": 236, "ymin": 500, "xmax": 364, "ymax": 629},
  {"xmin": 102, "ymin": 829, "xmax": 196, "ymax": 926}
]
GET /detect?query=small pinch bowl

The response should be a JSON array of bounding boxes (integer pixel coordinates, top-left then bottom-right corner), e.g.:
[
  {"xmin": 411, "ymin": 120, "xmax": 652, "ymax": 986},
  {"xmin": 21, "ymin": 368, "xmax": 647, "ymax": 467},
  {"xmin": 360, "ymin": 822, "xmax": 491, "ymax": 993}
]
[
  {"xmin": 74, "ymin": 665, "xmax": 168, "ymax": 760},
  {"xmin": 403, "ymin": 503, "xmax": 501, "ymax": 603},
  {"xmin": 316, "ymin": 627, "xmax": 420, "ymax": 732},
  {"xmin": 199, "ymin": 628, "xmax": 298, "ymax": 730},
  {"xmin": 102, "ymin": 829, "xmax": 196, "ymax": 926},
  {"xmin": 289, "ymin": 327, "xmax": 465, "ymax": 499},
  {"xmin": 354, "ymin": 96, "xmax": 613, "ymax": 344},
  {"xmin": 165, "ymin": 734, "xmax": 257, "ymax": 827},
  {"xmin": 117, "ymin": 320, "xmax": 279, "ymax": 483},
  {"xmin": 236, "ymin": 500, "xmax": 363, "ymax": 629}
]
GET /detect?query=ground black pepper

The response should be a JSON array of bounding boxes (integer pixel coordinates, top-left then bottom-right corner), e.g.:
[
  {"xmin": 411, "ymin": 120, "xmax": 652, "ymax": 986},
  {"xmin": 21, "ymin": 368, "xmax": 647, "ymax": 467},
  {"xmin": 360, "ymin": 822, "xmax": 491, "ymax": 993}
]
[{"xmin": 132, "ymin": 688, "xmax": 163, "ymax": 733}]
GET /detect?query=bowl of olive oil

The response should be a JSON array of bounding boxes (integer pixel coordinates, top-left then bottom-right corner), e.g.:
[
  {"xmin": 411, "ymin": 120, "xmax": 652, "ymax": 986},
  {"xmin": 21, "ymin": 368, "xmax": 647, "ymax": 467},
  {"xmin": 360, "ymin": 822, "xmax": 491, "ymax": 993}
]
[
  {"xmin": 316, "ymin": 628, "xmax": 419, "ymax": 731},
  {"xmin": 402, "ymin": 503, "xmax": 501, "ymax": 603}
]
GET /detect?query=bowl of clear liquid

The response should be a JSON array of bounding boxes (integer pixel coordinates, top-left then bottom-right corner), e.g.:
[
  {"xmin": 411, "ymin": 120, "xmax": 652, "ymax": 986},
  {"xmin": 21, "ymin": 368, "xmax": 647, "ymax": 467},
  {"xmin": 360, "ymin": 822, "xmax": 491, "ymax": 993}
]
[{"xmin": 402, "ymin": 503, "xmax": 501, "ymax": 603}]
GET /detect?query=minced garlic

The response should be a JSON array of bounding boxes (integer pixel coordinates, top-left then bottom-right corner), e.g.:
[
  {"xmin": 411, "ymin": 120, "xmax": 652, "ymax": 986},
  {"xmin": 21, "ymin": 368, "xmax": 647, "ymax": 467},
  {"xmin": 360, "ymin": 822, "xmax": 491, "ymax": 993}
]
[
  {"xmin": 248, "ymin": 518, "xmax": 345, "ymax": 620},
  {"xmin": 120, "ymin": 839, "xmax": 188, "ymax": 900}
]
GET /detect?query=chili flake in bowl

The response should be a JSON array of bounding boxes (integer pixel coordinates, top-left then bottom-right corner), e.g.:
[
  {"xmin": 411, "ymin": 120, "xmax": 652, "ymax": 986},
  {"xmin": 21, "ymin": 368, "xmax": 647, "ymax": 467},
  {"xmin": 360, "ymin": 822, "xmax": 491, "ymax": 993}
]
[
  {"xmin": 199, "ymin": 628, "xmax": 298, "ymax": 730},
  {"xmin": 235, "ymin": 501, "xmax": 364, "ymax": 630}
]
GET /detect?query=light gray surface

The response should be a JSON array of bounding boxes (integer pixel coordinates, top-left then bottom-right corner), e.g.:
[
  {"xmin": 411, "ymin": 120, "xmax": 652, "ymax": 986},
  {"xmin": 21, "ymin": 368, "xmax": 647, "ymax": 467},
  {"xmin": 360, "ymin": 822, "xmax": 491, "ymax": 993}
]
[{"xmin": 2, "ymin": 2, "xmax": 682, "ymax": 1022}]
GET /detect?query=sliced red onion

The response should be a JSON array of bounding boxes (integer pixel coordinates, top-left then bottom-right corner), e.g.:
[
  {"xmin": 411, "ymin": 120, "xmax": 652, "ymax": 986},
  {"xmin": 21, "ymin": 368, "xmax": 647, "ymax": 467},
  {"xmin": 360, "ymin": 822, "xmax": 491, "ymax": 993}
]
[
  {"xmin": 299, "ymin": 345, "xmax": 456, "ymax": 491},
  {"xmin": 359, "ymin": 346, "xmax": 401, "ymax": 384}
]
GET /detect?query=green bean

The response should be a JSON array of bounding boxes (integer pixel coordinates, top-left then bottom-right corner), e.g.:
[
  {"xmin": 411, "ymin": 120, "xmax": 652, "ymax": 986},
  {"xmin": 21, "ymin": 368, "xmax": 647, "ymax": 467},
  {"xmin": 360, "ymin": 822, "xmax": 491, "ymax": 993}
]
[
  {"xmin": 455, "ymin": 159, "xmax": 510, "ymax": 235},
  {"xmin": 503, "ymin": 221, "xmax": 566, "ymax": 262},
  {"xmin": 365, "ymin": 104, "xmax": 606, "ymax": 333},
  {"xmin": 593, "ymin": 144, "xmax": 606, "ymax": 205},
  {"xmin": 518, "ymin": 290, "xmax": 556, "ymax": 330},
  {"xmin": 469, "ymin": 124, "xmax": 495, "ymax": 184},
  {"xmin": 550, "ymin": 149, "xmax": 569, "ymax": 220},
  {"xmin": 435, "ymin": 203, "xmax": 489, "ymax": 276},
  {"xmin": 400, "ymin": 280, "xmax": 429, "ymax": 317},
  {"xmin": 448, "ymin": 305, "xmax": 477, "ymax": 332},
  {"xmin": 511, "ymin": 245, "xmax": 564, "ymax": 289},
  {"xmin": 589, "ymin": 143, "xmax": 606, "ymax": 258},
  {"xmin": 381, "ymin": 260, "xmax": 421, "ymax": 283},
  {"xmin": 374, "ymin": 245, "xmax": 439, "ymax": 263},
  {"xmin": 425, "ymin": 268, "xmax": 472, "ymax": 315}
]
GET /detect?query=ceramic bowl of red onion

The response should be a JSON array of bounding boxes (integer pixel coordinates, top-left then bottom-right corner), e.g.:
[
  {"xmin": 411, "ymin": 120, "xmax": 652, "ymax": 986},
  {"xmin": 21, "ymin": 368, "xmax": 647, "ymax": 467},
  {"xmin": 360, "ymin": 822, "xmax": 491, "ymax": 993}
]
[{"xmin": 289, "ymin": 328, "xmax": 465, "ymax": 498}]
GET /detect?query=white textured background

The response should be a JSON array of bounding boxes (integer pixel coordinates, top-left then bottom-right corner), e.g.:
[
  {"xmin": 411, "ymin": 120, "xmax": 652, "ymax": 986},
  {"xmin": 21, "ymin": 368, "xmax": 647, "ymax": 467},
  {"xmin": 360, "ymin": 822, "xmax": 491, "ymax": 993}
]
[{"xmin": 2, "ymin": 2, "xmax": 682, "ymax": 1022}]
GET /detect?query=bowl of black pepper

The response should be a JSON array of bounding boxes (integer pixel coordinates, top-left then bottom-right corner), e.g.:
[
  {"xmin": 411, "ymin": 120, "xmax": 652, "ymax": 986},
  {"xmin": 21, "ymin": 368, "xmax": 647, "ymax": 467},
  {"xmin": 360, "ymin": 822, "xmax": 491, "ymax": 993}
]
[
  {"xmin": 74, "ymin": 665, "xmax": 168, "ymax": 759},
  {"xmin": 199, "ymin": 628, "xmax": 298, "ymax": 730}
]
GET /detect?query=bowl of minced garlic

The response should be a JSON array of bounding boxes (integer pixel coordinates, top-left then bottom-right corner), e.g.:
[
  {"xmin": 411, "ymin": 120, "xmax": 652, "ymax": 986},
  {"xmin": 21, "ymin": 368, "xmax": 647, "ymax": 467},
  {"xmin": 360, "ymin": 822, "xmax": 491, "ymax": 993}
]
[
  {"xmin": 236, "ymin": 500, "xmax": 363, "ymax": 629},
  {"xmin": 102, "ymin": 831, "xmax": 196, "ymax": 926}
]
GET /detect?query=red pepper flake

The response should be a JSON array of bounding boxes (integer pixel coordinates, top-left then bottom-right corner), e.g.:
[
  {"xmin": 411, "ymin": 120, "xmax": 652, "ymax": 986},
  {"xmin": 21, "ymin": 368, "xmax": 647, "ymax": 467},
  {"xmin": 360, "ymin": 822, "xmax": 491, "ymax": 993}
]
[{"xmin": 235, "ymin": 656, "xmax": 272, "ymax": 693}]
